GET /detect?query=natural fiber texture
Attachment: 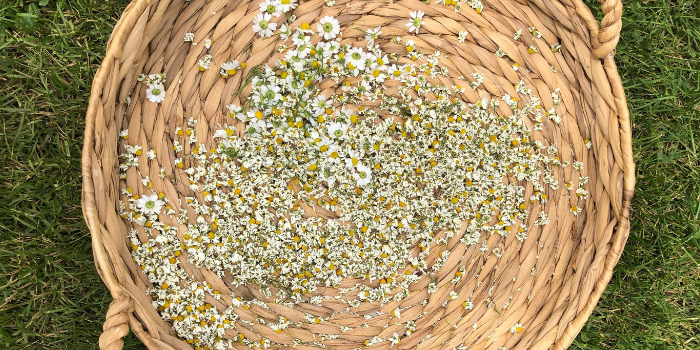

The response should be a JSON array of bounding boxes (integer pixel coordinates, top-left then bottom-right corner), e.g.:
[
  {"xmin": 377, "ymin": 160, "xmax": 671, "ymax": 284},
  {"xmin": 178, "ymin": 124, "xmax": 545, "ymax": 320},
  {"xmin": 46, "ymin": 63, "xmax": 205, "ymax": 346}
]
[{"xmin": 82, "ymin": 0, "xmax": 634, "ymax": 349}]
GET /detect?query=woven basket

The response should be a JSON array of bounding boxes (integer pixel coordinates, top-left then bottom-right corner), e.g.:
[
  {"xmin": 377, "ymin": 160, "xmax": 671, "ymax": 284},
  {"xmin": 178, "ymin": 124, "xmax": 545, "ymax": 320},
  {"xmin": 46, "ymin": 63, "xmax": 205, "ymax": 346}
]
[{"xmin": 82, "ymin": 0, "xmax": 634, "ymax": 349}]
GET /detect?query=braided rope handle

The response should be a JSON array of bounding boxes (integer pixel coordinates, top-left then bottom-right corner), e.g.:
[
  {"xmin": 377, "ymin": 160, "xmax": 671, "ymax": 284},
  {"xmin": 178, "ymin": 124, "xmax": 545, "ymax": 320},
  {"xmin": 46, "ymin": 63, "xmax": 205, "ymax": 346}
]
[
  {"xmin": 577, "ymin": 0, "xmax": 623, "ymax": 58},
  {"xmin": 99, "ymin": 295, "xmax": 133, "ymax": 350},
  {"xmin": 595, "ymin": 0, "xmax": 623, "ymax": 58}
]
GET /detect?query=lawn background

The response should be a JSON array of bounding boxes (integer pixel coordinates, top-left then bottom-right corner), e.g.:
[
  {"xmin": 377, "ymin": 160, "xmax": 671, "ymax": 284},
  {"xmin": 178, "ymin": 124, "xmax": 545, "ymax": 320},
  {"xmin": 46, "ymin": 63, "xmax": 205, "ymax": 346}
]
[{"xmin": 1, "ymin": 0, "xmax": 698, "ymax": 349}]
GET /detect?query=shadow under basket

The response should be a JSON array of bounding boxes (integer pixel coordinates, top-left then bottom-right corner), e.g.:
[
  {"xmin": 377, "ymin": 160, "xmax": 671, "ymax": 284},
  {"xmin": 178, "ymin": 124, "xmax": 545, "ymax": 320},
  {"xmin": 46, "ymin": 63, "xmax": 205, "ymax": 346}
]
[{"xmin": 82, "ymin": 0, "xmax": 635, "ymax": 349}]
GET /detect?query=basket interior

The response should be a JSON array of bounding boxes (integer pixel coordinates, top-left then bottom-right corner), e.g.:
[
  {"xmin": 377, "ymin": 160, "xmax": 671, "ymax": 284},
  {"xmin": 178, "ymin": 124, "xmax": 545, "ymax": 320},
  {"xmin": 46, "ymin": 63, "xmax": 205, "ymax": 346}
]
[{"xmin": 84, "ymin": 0, "xmax": 633, "ymax": 349}]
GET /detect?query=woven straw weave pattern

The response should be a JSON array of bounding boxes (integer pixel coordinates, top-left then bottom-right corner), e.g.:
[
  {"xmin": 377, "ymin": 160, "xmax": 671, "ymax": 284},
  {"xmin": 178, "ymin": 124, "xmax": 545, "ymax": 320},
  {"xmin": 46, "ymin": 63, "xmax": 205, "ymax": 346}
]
[{"xmin": 82, "ymin": 0, "xmax": 634, "ymax": 349}]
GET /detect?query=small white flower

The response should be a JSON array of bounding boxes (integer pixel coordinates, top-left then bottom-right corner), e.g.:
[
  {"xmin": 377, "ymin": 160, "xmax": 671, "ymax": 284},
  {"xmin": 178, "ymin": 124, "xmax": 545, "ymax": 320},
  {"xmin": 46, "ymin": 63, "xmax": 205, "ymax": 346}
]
[
  {"xmin": 495, "ymin": 48, "xmax": 505, "ymax": 57},
  {"xmin": 253, "ymin": 13, "xmax": 277, "ymax": 38},
  {"xmin": 259, "ymin": 0, "xmax": 283, "ymax": 17},
  {"xmin": 407, "ymin": 11, "xmax": 424, "ymax": 34},
  {"xmin": 345, "ymin": 149, "xmax": 361, "ymax": 169},
  {"xmin": 365, "ymin": 26, "xmax": 382, "ymax": 44},
  {"xmin": 510, "ymin": 323, "xmax": 524, "ymax": 333},
  {"xmin": 353, "ymin": 164, "xmax": 372, "ymax": 186},
  {"xmin": 220, "ymin": 60, "xmax": 240, "ymax": 77},
  {"xmin": 513, "ymin": 29, "xmax": 523, "ymax": 41},
  {"xmin": 278, "ymin": 24, "xmax": 292, "ymax": 40},
  {"xmin": 570, "ymin": 205, "xmax": 583, "ymax": 216},
  {"xmin": 317, "ymin": 16, "xmax": 340, "ymax": 40},
  {"xmin": 198, "ymin": 54, "xmax": 212, "ymax": 71},
  {"xmin": 184, "ymin": 32, "xmax": 194, "ymax": 42},
  {"xmin": 346, "ymin": 47, "xmax": 367, "ymax": 72},
  {"xmin": 468, "ymin": 0, "xmax": 483, "ymax": 13},
  {"xmin": 146, "ymin": 84, "xmax": 165, "ymax": 103},
  {"xmin": 327, "ymin": 122, "xmax": 349, "ymax": 140},
  {"xmin": 387, "ymin": 64, "xmax": 404, "ymax": 80},
  {"xmin": 576, "ymin": 188, "xmax": 589, "ymax": 199},
  {"xmin": 137, "ymin": 194, "xmax": 163, "ymax": 215},
  {"xmin": 277, "ymin": 0, "xmax": 297, "ymax": 12},
  {"xmin": 528, "ymin": 27, "xmax": 542, "ymax": 39},
  {"xmin": 458, "ymin": 30, "xmax": 468, "ymax": 43},
  {"xmin": 313, "ymin": 95, "xmax": 331, "ymax": 116},
  {"xmin": 213, "ymin": 129, "xmax": 229, "ymax": 139}
]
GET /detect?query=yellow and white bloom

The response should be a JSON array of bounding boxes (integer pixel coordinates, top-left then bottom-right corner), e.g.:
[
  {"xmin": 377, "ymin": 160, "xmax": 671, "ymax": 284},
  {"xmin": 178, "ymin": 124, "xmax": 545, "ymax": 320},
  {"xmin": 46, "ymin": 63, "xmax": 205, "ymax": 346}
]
[
  {"xmin": 146, "ymin": 83, "xmax": 165, "ymax": 103},
  {"xmin": 353, "ymin": 164, "xmax": 372, "ymax": 186},
  {"xmin": 407, "ymin": 11, "xmax": 425, "ymax": 34},
  {"xmin": 220, "ymin": 60, "xmax": 240, "ymax": 78},
  {"xmin": 137, "ymin": 194, "xmax": 163, "ymax": 215},
  {"xmin": 252, "ymin": 13, "xmax": 276, "ymax": 37},
  {"xmin": 317, "ymin": 16, "xmax": 340, "ymax": 40}
]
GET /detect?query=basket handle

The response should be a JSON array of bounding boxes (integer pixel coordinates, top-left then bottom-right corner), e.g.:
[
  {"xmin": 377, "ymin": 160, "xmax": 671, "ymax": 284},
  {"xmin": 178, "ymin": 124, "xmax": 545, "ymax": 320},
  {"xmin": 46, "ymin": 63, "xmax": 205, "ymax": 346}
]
[
  {"xmin": 98, "ymin": 294, "xmax": 133, "ymax": 350},
  {"xmin": 591, "ymin": 0, "xmax": 623, "ymax": 58}
]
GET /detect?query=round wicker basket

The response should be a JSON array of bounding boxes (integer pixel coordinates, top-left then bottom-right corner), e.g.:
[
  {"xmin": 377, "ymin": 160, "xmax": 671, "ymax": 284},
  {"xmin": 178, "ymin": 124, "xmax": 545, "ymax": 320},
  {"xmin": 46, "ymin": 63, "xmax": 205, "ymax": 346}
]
[{"xmin": 82, "ymin": 0, "xmax": 634, "ymax": 349}]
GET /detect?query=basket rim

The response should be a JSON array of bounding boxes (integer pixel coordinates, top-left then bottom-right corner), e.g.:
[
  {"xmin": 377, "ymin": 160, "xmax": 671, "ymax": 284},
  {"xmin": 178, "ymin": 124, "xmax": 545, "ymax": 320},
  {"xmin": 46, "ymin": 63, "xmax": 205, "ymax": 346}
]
[{"xmin": 81, "ymin": 0, "xmax": 635, "ymax": 349}]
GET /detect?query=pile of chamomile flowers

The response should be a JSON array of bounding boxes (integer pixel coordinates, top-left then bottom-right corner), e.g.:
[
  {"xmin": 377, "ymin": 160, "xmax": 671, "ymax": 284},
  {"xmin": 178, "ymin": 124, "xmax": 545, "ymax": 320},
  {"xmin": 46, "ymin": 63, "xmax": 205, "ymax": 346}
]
[{"xmin": 116, "ymin": 2, "xmax": 589, "ymax": 349}]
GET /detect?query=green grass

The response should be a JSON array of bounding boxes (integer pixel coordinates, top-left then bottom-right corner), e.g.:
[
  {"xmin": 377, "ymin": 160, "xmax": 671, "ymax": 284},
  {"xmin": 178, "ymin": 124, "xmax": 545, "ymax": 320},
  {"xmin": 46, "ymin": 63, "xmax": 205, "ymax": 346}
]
[{"xmin": 0, "ymin": 0, "xmax": 698, "ymax": 349}]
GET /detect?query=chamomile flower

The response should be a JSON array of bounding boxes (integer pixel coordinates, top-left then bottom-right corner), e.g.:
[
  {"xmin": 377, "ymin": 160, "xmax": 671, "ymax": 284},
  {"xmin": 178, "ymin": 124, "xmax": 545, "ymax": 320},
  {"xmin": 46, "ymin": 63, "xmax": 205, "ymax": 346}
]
[
  {"xmin": 458, "ymin": 30, "xmax": 468, "ymax": 43},
  {"xmin": 353, "ymin": 164, "xmax": 372, "ymax": 186},
  {"xmin": 248, "ymin": 118, "xmax": 270, "ymax": 136},
  {"xmin": 387, "ymin": 64, "xmax": 404, "ymax": 80},
  {"xmin": 259, "ymin": 0, "xmax": 283, "ymax": 17},
  {"xmin": 317, "ymin": 16, "xmax": 340, "ymax": 40},
  {"xmin": 278, "ymin": 24, "xmax": 292, "ymax": 40},
  {"xmin": 226, "ymin": 104, "xmax": 243, "ymax": 119},
  {"xmin": 213, "ymin": 129, "xmax": 229, "ymax": 139},
  {"xmin": 198, "ymin": 54, "xmax": 212, "ymax": 71},
  {"xmin": 137, "ymin": 194, "xmax": 163, "ymax": 215},
  {"xmin": 253, "ymin": 13, "xmax": 277, "ymax": 38},
  {"xmin": 327, "ymin": 122, "xmax": 349, "ymax": 140},
  {"xmin": 346, "ymin": 47, "xmax": 368, "ymax": 73},
  {"xmin": 259, "ymin": 84, "xmax": 283, "ymax": 104},
  {"xmin": 528, "ymin": 27, "xmax": 542, "ymax": 39},
  {"xmin": 468, "ymin": 0, "xmax": 483, "ymax": 13},
  {"xmin": 407, "ymin": 11, "xmax": 425, "ymax": 34},
  {"xmin": 277, "ymin": 0, "xmax": 297, "ymax": 12},
  {"xmin": 313, "ymin": 95, "xmax": 331, "ymax": 116},
  {"xmin": 513, "ymin": 29, "xmax": 523, "ymax": 41},
  {"xmin": 570, "ymin": 205, "xmax": 583, "ymax": 216},
  {"xmin": 345, "ymin": 149, "xmax": 362, "ymax": 169},
  {"xmin": 220, "ymin": 60, "xmax": 240, "ymax": 78},
  {"xmin": 576, "ymin": 188, "xmax": 589, "ymax": 199},
  {"xmin": 146, "ymin": 84, "xmax": 166, "ymax": 103},
  {"xmin": 365, "ymin": 26, "xmax": 382, "ymax": 44}
]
